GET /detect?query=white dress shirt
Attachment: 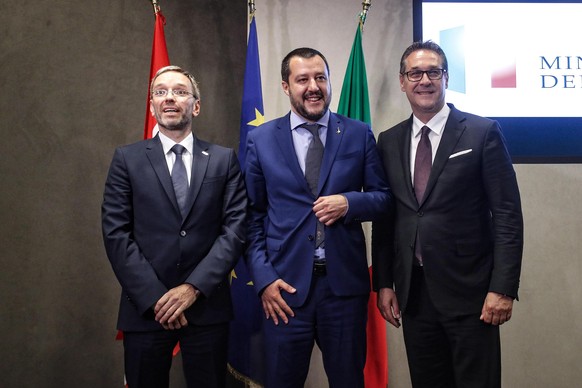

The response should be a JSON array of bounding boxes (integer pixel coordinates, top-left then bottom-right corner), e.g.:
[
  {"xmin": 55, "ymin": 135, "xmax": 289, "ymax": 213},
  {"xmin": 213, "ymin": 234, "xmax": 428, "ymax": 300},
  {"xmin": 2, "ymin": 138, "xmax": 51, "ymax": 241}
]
[
  {"xmin": 410, "ymin": 104, "xmax": 451, "ymax": 184},
  {"xmin": 158, "ymin": 131, "xmax": 194, "ymax": 185}
]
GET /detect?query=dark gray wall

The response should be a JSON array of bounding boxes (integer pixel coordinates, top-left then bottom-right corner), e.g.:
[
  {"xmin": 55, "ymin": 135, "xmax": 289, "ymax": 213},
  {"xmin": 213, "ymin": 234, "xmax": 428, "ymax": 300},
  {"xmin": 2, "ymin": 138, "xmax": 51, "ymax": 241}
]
[{"xmin": 0, "ymin": 1, "xmax": 245, "ymax": 386}]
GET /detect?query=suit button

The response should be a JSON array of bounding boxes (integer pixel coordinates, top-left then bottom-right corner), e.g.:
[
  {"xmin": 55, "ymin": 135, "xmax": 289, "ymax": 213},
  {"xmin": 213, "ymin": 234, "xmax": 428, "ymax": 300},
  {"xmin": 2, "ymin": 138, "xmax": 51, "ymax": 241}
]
[
  {"xmin": 308, "ymin": 235, "xmax": 314, "ymax": 241},
  {"xmin": 417, "ymin": 211, "xmax": 424, "ymax": 217},
  {"xmin": 180, "ymin": 230, "xmax": 187, "ymax": 237}
]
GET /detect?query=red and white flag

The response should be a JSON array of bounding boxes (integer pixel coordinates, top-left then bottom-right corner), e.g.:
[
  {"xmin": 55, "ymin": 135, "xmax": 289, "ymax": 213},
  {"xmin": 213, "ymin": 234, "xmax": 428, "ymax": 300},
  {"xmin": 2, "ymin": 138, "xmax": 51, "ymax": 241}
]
[
  {"xmin": 118, "ymin": 10, "xmax": 171, "ymax": 387},
  {"xmin": 143, "ymin": 10, "xmax": 170, "ymax": 140}
]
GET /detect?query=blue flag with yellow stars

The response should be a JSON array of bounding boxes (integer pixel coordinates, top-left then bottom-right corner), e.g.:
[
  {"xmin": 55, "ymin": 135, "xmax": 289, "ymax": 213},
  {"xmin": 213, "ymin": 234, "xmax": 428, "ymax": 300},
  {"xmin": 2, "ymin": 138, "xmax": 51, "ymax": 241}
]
[{"xmin": 228, "ymin": 14, "xmax": 265, "ymax": 386}]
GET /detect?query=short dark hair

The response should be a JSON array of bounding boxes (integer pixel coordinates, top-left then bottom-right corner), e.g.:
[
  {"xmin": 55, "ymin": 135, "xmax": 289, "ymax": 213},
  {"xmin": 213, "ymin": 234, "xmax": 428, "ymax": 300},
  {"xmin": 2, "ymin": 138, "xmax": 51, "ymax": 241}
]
[
  {"xmin": 399, "ymin": 40, "xmax": 448, "ymax": 74},
  {"xmin": 150, "ymin": 65, "xmax": 201, "ymax": 100},
  {"xmin": 281, "ymin": 47, "xmax": 330, "ymax": 83}
]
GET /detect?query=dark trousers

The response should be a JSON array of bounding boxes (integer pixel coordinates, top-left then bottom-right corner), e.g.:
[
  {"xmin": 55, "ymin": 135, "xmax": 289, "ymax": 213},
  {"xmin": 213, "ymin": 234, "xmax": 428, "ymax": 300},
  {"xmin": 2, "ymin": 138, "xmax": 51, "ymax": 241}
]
[
  {"xmin": 123, "ymin": 323, "xmax": 229, "ymax": 388},
  {"xmin": 403, "ymin": 266, "xmax": 501, "ymax": 388},
  {"xmin": 262, "ymin": 274, "xmax": 368, "ymax": 388}
]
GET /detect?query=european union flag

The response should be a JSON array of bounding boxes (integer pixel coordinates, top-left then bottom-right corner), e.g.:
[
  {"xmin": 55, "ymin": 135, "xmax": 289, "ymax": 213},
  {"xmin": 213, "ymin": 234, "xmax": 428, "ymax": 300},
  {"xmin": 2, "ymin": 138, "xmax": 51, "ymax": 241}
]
[
  {"xmin": 228, "ymin": 15, "xmax": 265, "ymax": 386},
  {"xmin": 237, "ymin": 16, "xmax": 264, "ymax": 167}
]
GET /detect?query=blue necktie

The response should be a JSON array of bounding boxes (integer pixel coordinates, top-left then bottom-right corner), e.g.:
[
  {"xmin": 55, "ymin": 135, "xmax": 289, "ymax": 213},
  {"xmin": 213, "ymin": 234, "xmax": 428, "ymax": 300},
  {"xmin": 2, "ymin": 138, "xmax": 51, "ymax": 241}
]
[
  {"xmin": 414, "ymin": 126, "xmax": 432, "ymax": 265},
  {"xmin": 303, "ymin": 124, "xmax": 325, "ymax": 250},
  {"xmin": 171, "ymin": 144, "xmax": 189, "ymax": 217}
]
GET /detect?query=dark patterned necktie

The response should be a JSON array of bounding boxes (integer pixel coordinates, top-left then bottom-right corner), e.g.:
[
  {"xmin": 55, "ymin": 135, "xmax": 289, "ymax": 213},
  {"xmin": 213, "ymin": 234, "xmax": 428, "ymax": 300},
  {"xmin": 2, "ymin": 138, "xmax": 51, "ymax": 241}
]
[
  {"xmin": 414, "ymin": 126, "xmax": 432, "ymax": 202},
  {"xmin": 304, "ymin": 124, "xmax": 323, "ymax": 195},
  {"xmin": 303, "ymin": 124, "xmax": 325, "ymax": 249},
  {"xmin": 171, "ymin": 144, "xmax": 189, "ymax": 217},
  {"xmin": 414, "ymin": 126, "xmax": 432, "ymax": 264}
]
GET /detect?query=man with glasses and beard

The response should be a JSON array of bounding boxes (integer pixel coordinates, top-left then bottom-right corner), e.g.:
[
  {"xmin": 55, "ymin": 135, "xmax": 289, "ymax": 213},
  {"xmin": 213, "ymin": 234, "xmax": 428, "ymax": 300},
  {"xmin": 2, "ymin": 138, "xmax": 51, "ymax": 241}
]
[{"xmin": 102, "ymin": 65, "xmax": 246, "ymax": 388}]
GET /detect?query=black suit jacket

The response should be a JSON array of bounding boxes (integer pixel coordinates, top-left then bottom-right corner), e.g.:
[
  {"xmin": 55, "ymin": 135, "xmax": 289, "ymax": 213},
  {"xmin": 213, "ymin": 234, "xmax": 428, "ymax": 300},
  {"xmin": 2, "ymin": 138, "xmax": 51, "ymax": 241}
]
[
  {"xmin": 372, "ymin": 104, "xmax": 523, "ymax": 316},
  {"xmin": 102, "ymin": 134, "xmax": 246, "ymax": 331}
]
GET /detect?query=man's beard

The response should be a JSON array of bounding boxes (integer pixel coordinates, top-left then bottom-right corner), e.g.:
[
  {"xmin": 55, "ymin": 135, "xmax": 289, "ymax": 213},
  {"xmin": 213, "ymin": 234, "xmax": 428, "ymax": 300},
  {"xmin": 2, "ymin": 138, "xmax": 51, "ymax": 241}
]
[
  {"xmin": 290, "ymin": 92, "xmax": 330, "ymax": 122},
  {"xmin": 156, "ymin": 113, "xmax": 190, "ymax": 132}
]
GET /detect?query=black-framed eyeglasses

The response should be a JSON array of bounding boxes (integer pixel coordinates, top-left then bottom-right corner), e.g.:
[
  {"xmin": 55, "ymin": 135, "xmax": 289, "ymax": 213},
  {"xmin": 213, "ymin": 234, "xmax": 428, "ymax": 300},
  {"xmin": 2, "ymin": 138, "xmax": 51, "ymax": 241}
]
[
  {"xmin": 402, "ymin": 69, "xmax": 447, "ymax": 82},
  {"xmin": 151, "ymin": 89, "xmax": 194, "ymax": 98}
]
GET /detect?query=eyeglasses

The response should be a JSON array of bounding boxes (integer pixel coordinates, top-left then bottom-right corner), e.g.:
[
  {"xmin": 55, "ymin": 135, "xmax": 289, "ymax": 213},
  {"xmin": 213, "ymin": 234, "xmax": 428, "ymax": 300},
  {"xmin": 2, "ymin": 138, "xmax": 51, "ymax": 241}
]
[
  {"xmin": 151, "ymin": 89, "xmax": 194, "ymax": 98},
  {"xmin": 402, "ymin": 69, "xmax": 447, "ymax": 82}
]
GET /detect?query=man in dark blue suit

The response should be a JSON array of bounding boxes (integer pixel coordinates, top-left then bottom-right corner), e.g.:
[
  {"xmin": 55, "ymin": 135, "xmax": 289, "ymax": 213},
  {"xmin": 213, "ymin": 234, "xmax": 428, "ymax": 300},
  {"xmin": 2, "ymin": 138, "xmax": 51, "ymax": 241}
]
[
  {"xmin": 372, "ymin": 41, "xmax": 523, "ymax": 388},
  {"xmin": 102, "ymin": 66, "xmax": 246, "ymax": 388},
  {"xmin": 244, "ymin": 47, "xmax": 391, "ymax": 388}
]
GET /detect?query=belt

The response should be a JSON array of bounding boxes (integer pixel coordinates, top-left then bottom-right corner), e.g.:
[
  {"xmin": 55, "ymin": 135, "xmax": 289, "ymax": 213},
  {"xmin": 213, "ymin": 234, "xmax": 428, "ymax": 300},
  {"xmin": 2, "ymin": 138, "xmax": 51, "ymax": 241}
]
[{"xmin": 313, "ymin": 260, "xmax": 327, "ymax": 276}]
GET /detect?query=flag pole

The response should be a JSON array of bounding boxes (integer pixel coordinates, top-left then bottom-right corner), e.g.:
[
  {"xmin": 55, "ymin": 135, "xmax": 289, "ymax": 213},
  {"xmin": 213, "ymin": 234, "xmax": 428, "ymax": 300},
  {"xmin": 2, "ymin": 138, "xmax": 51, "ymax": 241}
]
[
  {"xmin": 360, "ymin": 0, "xmax": 372, "ymax": 29},
  {"xmin": 248, "ymin": 0, "xmax": 256, "ymax": 15},
  {"xmin": 151, "ymin": 0, "xmax": 161, "ymax": 15}
]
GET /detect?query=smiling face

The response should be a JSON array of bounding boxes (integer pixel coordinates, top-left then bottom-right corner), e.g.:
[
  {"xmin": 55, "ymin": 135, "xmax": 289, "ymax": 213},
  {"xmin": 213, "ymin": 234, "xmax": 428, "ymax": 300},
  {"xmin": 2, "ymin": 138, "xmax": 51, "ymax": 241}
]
[
  {"xmin": 282, "ymin": 55, "xmax": 331, "ymax": 122},
  {"xmin": 400, "ymin": 49, "xmax": 449, "ymax": 123},
  {"xmin": 149, "ymin": 71, "xmax": 200, "ymax": 138}
]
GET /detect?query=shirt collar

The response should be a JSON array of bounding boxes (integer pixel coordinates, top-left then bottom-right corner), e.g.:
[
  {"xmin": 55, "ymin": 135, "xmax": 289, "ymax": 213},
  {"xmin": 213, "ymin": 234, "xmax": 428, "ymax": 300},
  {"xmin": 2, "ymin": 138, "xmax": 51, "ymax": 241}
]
[
  {"xmin": 290, "ymin": 110, "xmax": 330, "ymax": 131},
  {"xmin": 412, "ymin": 103, "xmax": 451, "ymax": 138},
  {"xmin": 158, "ymin": 131, "xmax": 194, "ymax": 155}
]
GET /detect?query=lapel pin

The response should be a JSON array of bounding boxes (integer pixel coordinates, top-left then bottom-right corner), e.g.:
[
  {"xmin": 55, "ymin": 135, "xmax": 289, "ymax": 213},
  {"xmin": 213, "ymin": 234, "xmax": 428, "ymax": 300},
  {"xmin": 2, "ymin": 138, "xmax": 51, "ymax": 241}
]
[
  {"xmin": 336, "ymin": 127, "xmax": 341, "ymax": 134},
  {"xmin": 202, "ymin": 151, "xmax": 209, "ymax": 156}
]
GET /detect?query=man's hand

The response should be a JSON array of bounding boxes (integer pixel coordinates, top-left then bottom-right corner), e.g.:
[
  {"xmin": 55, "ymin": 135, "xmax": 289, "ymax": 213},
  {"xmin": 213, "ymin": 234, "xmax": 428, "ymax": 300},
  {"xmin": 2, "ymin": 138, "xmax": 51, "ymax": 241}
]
[
  {"xmin": 377, "ymin": 288, "xmax": 401, "ymax": 328},
  {"xmin": 159, "ymin": 313, "xmax": 188, "ymax": 330},
  {"xmin": 154, "ymin": 284, "xmax": 200, "ymax": 330},
  {"xmin": 480, "ymin": 291, "xmax": 514, "ymax": 325},
  {"xmin": 313, "ymin": 195, "xmax": 348, "ymax": 226},
  {"xmin": 261, "ymin": 279, "xmax": 296, "ymax": 325}
]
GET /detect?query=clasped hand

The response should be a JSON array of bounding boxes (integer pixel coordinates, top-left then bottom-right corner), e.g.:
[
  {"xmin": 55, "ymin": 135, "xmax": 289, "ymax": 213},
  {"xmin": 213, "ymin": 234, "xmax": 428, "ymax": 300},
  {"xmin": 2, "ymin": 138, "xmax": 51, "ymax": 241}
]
[{"xmin": 154, "ymin": 284, "xmax": 199, "ymax": 330}]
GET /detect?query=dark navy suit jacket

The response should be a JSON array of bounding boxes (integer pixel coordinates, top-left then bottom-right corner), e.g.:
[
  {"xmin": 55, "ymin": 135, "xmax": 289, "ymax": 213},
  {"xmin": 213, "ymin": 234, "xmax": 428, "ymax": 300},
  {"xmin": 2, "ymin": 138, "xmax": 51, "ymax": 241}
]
[{"xmin": 102, "ymin": 134, "xmax": 246, "ymax": 331}]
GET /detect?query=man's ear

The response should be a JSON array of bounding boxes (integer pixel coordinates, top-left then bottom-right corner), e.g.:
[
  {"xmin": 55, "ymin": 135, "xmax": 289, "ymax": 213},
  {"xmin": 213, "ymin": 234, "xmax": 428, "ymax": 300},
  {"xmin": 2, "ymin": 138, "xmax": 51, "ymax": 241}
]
[{"xmin": 192, "ymin": 99, "xmax": 201, "ymax": 117}]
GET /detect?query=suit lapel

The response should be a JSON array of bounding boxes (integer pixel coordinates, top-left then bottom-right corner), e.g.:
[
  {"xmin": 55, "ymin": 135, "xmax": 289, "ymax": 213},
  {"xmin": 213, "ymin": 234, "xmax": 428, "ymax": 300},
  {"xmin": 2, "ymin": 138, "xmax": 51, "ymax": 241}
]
[
  {"xmin": 387, "ymin": 117, "xmax": 416, "ymax": 206},
  {"xmin": 398, "ymin": 118, "xmax": 417, "ymax": 205},
  {"xmin": 146, "ymin": 136, "xmax": 181, "ymax": 215},
  {"xmin": 273, "ymin": 114, "xmax": 313, "ymax": 195},
  {"xmin": 184, "ymin": 136, "xmax": 209, "ymax": 219},
  {"xmin": 422, "ymin": 107, "xmax": 466, "ymax": 205},
  {"xmin": 318, "ymin": 113, "xmax": 343, "ymax": 195}
]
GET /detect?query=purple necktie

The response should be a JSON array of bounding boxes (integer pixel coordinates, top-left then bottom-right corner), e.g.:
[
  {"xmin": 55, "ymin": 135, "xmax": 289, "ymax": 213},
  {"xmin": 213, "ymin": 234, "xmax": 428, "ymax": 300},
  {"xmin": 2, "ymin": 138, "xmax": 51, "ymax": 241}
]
[
  {"xmin": 414, "ymin": 126, "xmax": 432, "ymax": 264},
  {"xmin": 414, "ymin": 126, "xmax": 432, "ymax": 203}
]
